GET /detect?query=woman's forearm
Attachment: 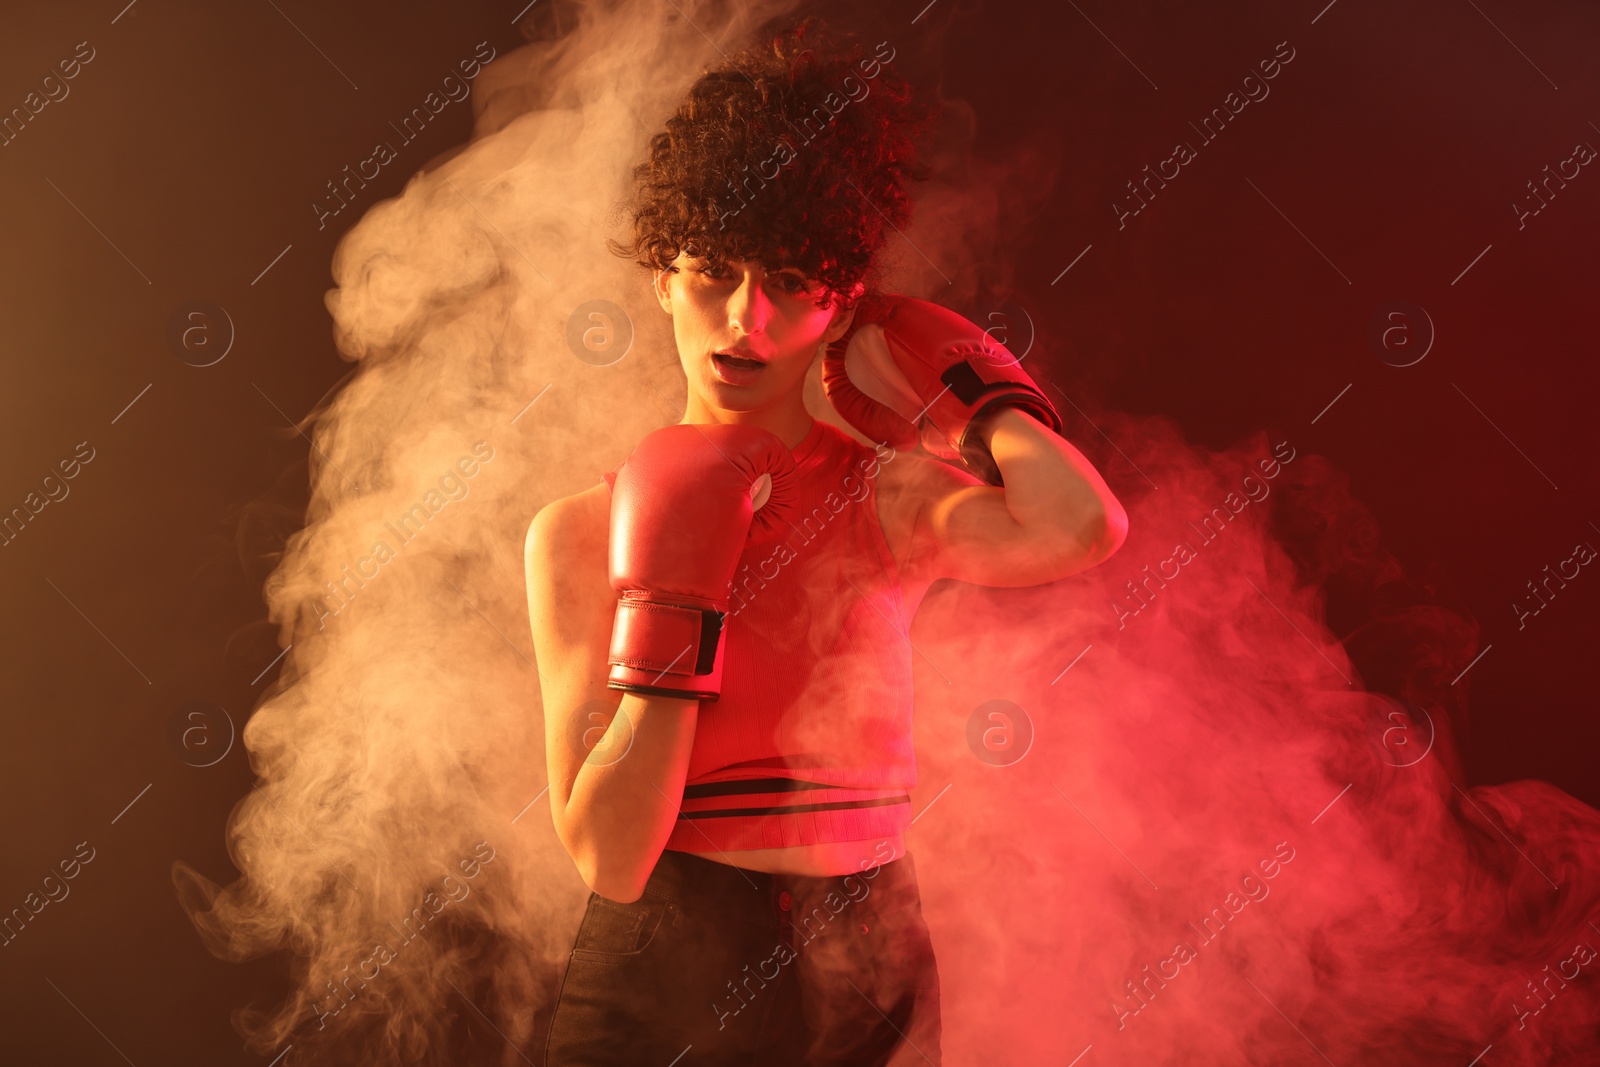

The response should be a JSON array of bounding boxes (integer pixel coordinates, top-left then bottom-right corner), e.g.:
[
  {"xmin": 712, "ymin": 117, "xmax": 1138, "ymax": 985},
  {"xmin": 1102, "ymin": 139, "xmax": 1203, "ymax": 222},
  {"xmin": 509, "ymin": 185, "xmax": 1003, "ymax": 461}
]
[{"xmin": 559, "ymin": 692, "xmax": 699, "ymax": 902}]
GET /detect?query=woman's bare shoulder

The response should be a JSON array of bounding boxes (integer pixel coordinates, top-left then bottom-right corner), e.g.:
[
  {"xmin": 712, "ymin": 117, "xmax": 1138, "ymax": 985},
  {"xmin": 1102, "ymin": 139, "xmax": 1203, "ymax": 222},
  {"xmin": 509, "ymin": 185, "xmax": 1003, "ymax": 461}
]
[
  {"xmin": 525, "ymin": 482, "xmax": 609, "ymax": 568},
  {"xmin": 524, "ymin": 483, "xmax": 612, "ymax": 650}
]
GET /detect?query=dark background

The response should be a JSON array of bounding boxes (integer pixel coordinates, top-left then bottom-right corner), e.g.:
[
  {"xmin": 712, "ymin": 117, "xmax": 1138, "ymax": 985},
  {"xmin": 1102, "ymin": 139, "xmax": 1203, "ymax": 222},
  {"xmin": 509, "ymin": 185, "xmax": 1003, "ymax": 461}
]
[{"xmin": 1, "ymin": 0, "xmax": 1595, "ymax": 1062}]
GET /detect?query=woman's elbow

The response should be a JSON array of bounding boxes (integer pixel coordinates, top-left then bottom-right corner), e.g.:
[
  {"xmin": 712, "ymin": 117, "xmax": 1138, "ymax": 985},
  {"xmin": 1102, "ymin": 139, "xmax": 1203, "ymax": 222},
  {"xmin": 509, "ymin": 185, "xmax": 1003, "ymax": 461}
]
[
  {"xmin": 1059, "ymin": 499, "xmax": 1128, "ymax": 572},
  {"xmin": 583, "ymin": 857, "xmax": 649, "ymax": 903},
  {"xmin": 1090, "ymin": 497, "xmax": 1130, "ymax": 562},
  {"xmin": 560, "ymin": 819, "xmax": 651, "ymax": 903}
]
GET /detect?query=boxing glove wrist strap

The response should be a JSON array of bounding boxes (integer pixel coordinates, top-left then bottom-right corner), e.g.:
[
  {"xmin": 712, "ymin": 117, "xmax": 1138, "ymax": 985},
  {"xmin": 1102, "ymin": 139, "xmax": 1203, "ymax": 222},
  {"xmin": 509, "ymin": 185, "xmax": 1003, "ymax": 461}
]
[{"xmin": 606, "ymin": 594, "xmax": 724, "ymax": 699}]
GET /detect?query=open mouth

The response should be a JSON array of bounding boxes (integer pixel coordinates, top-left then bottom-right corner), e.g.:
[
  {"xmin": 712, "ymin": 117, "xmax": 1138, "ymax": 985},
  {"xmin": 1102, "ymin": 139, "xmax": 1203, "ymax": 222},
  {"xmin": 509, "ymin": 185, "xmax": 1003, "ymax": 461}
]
[{"xmin": 714, "ymin": 351, "xmax": 766, "ymax": 371}]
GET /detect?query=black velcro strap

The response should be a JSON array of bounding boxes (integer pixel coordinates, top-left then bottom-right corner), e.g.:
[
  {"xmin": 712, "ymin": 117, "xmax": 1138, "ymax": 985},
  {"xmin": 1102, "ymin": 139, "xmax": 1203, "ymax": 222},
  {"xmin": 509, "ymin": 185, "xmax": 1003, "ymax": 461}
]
[
  {"xmin": 940, "ymin": 360, "xmax": 989, "ymax": 405},
  {"xmin": 694, "ymin": 610, "xmax": 724, "ymax": 675},
  {"xmin": 940, "ymin": 362, "xmax": 1063, "ymax": 434}
]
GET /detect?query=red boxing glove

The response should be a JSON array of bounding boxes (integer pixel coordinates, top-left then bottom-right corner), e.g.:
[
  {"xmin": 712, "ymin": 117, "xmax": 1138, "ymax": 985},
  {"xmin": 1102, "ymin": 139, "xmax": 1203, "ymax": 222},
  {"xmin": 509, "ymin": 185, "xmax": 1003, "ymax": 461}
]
[
  {"xmin": 606, "ymin": 423, "xmax": 797, "ymax": 701},
  {"xmin": 822, "ymin": 294, "xmax": 1063, "ymax": 486}
]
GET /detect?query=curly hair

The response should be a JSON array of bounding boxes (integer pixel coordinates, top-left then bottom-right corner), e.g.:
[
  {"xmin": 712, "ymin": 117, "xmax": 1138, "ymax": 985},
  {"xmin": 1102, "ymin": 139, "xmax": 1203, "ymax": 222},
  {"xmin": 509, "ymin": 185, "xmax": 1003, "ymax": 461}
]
[{"xmin": 609, "ymin": 17, "xmax": 936, "ymax": 309}]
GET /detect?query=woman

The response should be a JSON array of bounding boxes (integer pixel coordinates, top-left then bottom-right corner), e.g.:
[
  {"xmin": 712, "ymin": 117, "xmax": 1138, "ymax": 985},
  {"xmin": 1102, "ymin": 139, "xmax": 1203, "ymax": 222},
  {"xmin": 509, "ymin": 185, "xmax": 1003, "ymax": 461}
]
[{"xmin": 525, "ymin": 20, "xmax": 1128, "ymax": 1065}]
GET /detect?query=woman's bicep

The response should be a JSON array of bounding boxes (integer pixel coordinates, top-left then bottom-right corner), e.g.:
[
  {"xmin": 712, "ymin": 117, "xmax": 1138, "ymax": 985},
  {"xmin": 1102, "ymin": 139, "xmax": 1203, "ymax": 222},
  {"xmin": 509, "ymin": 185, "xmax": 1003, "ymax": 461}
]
[
  {"xmin": 900, "ymin": 455, "xmax": 1114, "ymax": 589},
  {"xmin": 524, "ymin": 499, "xmax": 620, "ymax": 825}
]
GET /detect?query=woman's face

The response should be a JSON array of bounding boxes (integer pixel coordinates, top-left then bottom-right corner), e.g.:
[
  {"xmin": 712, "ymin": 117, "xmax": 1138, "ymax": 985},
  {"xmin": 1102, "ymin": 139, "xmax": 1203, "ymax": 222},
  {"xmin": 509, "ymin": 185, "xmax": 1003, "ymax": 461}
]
[{"xmin": 653, "ymin": 252, "xmax": 854, "ymax": 414}]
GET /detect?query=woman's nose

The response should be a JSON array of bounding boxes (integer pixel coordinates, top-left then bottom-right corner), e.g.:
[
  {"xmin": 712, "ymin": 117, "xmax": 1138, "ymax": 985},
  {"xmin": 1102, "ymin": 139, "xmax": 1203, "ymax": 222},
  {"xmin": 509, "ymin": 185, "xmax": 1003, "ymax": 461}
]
[{"xmin": 727, "ymin": 272, "xmax": 771, "ymax": 336}]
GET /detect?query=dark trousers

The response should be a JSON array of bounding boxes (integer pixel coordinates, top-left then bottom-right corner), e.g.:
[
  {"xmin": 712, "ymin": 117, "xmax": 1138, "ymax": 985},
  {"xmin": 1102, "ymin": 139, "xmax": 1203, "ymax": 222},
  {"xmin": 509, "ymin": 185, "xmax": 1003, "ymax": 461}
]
[{"xmin": 543, "ymin": 847, "xmax": 941, "ymax": 1066}]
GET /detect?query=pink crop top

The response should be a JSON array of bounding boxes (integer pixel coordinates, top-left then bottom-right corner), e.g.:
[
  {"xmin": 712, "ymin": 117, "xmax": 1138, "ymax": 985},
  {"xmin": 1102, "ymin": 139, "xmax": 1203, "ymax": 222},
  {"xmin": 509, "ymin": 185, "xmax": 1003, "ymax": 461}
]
[{"xmin": 602, "ymin": 419, "xmax": 917, "ymax": 851}]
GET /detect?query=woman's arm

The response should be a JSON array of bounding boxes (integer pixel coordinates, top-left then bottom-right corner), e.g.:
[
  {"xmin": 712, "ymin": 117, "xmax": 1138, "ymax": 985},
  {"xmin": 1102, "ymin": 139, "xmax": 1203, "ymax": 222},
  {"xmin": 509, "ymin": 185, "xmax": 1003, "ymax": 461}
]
[
  {"xmin": 524, "ymin": 491, "xmax": 698, "ymax": 904},
  {"xmin": 900, "ymin": 407, "xmax": 1130, "ymax": 588}
]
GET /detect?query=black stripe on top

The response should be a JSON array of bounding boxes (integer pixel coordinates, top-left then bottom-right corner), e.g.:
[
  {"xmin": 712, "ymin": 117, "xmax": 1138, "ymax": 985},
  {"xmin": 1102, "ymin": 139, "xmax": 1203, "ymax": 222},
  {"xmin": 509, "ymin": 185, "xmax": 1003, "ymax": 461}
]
[
  {"xmin": 678, "ymin": 795, "xmax": 911, "ymax": 820},
  {"xmin": 682, "ymin": 776, "xmax": 845, "ymax": 799}
]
